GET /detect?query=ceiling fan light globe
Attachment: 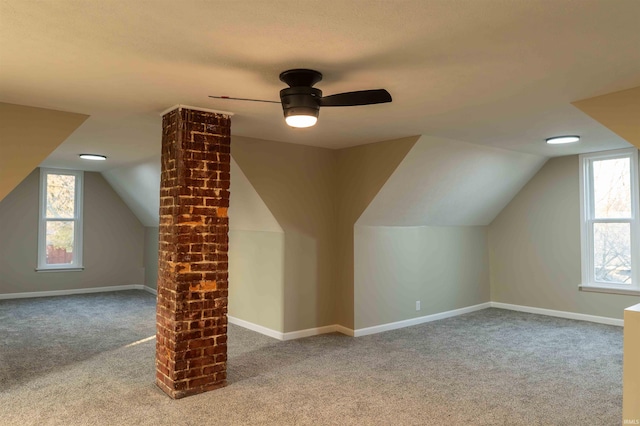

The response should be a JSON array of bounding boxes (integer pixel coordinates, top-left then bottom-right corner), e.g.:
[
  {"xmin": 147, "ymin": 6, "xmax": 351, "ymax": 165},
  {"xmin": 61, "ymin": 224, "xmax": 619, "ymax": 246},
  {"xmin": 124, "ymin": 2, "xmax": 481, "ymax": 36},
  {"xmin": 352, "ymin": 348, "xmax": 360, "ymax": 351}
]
[{"xmin": 285, "ymin": 115, "xmax": 318, "ymax": 128}]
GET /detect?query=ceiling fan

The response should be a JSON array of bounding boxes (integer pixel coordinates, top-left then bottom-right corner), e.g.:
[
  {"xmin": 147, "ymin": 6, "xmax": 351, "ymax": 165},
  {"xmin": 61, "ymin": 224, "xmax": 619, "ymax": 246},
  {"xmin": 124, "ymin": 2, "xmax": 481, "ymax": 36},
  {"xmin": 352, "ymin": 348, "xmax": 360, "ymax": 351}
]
[{"xmin": 209, "ymin": 69, "xmax": 392, "ymax": 128}]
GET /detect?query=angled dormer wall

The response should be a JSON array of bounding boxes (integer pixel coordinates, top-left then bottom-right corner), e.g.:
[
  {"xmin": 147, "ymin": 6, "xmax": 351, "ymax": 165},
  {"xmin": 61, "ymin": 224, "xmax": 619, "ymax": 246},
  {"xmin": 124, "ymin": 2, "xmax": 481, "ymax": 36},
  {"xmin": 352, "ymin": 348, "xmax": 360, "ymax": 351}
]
[
  {"xmin": 105, "ymin": 151, "xmax": 288, "ymax": 332},
  {"xmin": 572, "ymin": 86, "xmax": 640, "ymax": 151},
  {"xmin": 102, "ymin": 157, "xmax": 161, "ymax": 227},
  {"xmin": 353, "ymin": 135, "xmax": 547, "ymax": 330},
  {"xmin": 8, "ymin": 125, "xmax": 559, "ymax": 335},
  {"xmin": 0, "ymin": 103, "xmax": 88, "ymax": 202},
  {"xmin": 334, "ymin": 136, "xmax": 420, "ymax": 329},
  {"xmin": 93, "ymin": 133, "xmax": 550, "ymax": 334},
  {"xmin": 358, "ymin": 136, "xmax": 547, "ymax": 227},
  {"xmin": 231, "ymin": 136, "xmax": 336, "ymax": 333},
  {"xmin": 227, "ymin": 157, "xmax": 284, "ymax": 333},
  {"xmin": 102, "ymin": 157, "xmax": 162, "ymax": 291}
]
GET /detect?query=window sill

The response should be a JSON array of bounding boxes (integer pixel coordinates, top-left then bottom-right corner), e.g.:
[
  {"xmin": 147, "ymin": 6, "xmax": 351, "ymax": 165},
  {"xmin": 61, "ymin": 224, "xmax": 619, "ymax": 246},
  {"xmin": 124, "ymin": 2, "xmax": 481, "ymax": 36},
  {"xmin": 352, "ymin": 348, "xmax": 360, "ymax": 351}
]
[
  {"xmin": 35, "ymin": 267, "xmax": 84, "ymax": 273},
  {"xmin": 579, "ymin": 284, "xmax": 640, "ymax": 296}
]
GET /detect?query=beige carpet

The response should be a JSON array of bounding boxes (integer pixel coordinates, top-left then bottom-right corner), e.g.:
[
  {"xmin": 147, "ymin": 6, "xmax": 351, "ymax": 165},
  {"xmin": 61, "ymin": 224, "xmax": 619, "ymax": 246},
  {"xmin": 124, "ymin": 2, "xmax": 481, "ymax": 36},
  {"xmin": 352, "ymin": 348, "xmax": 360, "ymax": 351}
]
[{"xmin": 0, "ymin": 291, "xmax": 623, "ymax": 425}]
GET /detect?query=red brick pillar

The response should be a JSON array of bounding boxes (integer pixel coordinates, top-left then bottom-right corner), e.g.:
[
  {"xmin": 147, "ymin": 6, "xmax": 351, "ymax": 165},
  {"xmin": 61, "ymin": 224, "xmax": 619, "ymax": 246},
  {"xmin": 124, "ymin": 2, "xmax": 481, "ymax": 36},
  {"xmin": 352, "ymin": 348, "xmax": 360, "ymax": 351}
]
[{"xmin": 155, "ymin": 105, "xmax": 231, "ymax": 399}]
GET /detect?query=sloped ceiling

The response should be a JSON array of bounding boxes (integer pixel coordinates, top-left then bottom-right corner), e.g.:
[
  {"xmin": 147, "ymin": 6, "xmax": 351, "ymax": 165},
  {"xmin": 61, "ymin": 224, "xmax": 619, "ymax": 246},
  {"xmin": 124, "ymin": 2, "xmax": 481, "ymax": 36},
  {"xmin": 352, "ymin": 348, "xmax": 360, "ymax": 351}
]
[
  {"xmin": 572, "ymin": 86, "xmax": 640, "ymax": 150},
  {"xmin": 101, "ymin": 157, "xmax": 161, "ymax": 227},
  {"xmin": 0, "ymin": 102, "xmax": 88, "ymax": 202},
  {"xmin": 101, "ymin": 155, "xmax": 281, "ymax": 232},
  {"xmin": 358, "ymin": 135, "xmax": 547, "ymax": 226},
  {"xmin": 1, "ymin": 0, "xmax": 639, "ymax": 176}
]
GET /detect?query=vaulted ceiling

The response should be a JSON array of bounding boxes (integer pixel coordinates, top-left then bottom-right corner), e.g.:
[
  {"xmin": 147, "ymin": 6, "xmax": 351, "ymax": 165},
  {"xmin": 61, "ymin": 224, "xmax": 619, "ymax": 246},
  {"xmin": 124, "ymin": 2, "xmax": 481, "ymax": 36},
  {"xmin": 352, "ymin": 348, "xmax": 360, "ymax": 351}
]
[
  {"xmin": 358, "ymin": 135, "xmax": 547, "ymax": 226},
  {"xmin": 1, "ymin": 0, "xmax": 639, "ymax": 176}
]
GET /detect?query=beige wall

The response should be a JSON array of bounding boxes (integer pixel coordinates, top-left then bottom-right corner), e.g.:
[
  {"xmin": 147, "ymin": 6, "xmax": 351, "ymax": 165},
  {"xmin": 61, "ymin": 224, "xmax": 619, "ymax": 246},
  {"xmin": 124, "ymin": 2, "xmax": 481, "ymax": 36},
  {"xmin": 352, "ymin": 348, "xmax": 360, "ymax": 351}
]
[
  {"xmin": 140, "ymin": 135, "xmax": 418, "ymax": 332},
  {"xmin": 143, "ymin": 227, "xmax": 159, "ymax": 290},
  {"xmin": 227, "ymin": 156, "xmax": 285, "ymax": 332},
  {"xmin": 139, "ymin": 156, "xmax": 287, "ymax": 331},
  {"xmin": 0, "ymin": 169, "xmax": 145, "ymax": 294},
  {"xmin": 133, "ymin": 134, "xmax": 424, "ymax": 332},
  {"xmin": 231, "ymin": 136, "xmax": 337, "ymax": 332},
  {"xmin": 354, "ymin": 225, "xmax": 490, "ymax": 329},
  {"xmin": 489, "ymin": 155, "xmax": 639, "ymax": 319},
  {"xmin": 623, "ymin": 304, "xmax": 640, "ymax": 422},
  {"xmin": 228, "ymin": 230, "xmax": 285, "ymax": 331},
  {"xmin": 143, "ymin": 227, "xmax": 287, "ymax": 331},
  {"xmin": 334, "ymin": 136, "xmax": 419, "ymax": 328}
]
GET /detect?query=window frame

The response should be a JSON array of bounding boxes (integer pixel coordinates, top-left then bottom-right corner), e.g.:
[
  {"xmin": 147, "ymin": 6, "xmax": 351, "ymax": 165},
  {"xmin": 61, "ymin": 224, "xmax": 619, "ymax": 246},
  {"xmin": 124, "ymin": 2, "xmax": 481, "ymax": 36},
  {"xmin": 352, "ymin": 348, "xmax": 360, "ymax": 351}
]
[
  {"xmin": 37, "ymin": 168, "xmax": 84, "ymax": 272},
  {"xmin": 579, "ymin": 147, "xmax": 639, "ymax": 295}
]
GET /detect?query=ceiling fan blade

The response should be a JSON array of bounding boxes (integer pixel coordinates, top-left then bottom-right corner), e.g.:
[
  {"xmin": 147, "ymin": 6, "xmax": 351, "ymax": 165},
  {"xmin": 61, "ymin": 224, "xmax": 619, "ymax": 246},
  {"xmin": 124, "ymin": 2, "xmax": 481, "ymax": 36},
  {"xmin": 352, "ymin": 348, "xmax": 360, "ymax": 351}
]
[
  {"xmin": 208, "ymin": 95, "xmax": 280, "ymax": 104},
  {"xmin": 319, "ymin": 89, "xmax": 392, "ymax": 107}
]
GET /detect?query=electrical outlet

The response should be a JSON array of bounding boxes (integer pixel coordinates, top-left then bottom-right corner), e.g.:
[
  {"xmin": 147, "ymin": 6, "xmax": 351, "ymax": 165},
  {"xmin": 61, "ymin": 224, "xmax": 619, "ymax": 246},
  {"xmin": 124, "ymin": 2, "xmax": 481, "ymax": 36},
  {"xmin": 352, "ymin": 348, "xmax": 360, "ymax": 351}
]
[{"xmin": 416, "ymin": 301, "xmax": 421, "ymax": 311}]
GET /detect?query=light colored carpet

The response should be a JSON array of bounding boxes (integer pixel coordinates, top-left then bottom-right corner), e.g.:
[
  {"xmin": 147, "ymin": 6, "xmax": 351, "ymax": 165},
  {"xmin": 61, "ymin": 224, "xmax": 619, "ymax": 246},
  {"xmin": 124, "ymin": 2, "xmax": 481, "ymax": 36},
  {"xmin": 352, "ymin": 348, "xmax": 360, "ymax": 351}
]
[{"xmin": 0, "ymin": 291, "xmax": 622, "ymax": 425}]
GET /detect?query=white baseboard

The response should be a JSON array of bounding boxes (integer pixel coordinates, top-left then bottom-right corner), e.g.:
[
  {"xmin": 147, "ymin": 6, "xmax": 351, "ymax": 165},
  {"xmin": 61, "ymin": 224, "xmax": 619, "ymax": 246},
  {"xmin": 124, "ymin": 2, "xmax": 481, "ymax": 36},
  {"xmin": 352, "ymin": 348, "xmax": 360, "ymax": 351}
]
[
  {"xmin": 280, "ymin": 303, "xmax": 623, "ymax": 339},
  {"xmin": 283, "ymin": 324, "xmax": 341, "ymax": 341},
  {"xmin": 143, "ymin": 286, "xmax": 157, "ymax": 296},
  {"xmin": 490, "ymin": 302, "xmax": 624, "ymax": 327},
  {"xmin": 227, "ymin": 316, "xmax": 285, "ymax": 340},
  {"xmin": 352, "ymin": 302, "xmax": 492, "ymax": 337},
  {"xmin": 335, "ymin": 324, "xmax": 355, "ymax": 337},
  {"xmin": 0, "ymin": 284, "xmax": 150, "ymax": 300},
  {"xmin": 227, "ymin": 316, "xmax": 355, "ymax": 341},
  {"xmin": 3, "ymin": 287, "xmax": 623, "ymax": 336}
]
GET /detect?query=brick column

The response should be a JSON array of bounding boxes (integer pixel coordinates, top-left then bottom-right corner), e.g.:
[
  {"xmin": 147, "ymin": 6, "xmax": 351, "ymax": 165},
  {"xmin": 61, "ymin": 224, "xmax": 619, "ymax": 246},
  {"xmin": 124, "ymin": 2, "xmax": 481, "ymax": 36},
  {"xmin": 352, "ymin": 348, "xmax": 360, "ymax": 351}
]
[{"xmin": 156, "ymin": 106, "xmax": 231, "ymax": 399}]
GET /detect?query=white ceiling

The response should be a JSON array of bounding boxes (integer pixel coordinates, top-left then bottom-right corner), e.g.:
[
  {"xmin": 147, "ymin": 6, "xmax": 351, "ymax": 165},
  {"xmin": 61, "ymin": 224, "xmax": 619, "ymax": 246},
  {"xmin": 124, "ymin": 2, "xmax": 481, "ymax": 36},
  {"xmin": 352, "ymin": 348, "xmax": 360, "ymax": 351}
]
[{"xmin": 1, "ymin": 0, "xmax": 639, "ymax": 172}]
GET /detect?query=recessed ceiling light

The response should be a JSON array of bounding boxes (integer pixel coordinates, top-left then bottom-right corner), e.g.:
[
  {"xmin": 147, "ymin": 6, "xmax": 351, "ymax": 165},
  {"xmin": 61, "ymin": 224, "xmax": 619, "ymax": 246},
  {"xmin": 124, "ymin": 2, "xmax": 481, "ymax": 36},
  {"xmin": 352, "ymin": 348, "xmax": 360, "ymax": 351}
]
[
  {"xmin": 545, "ymin": 135, "xmax": 580, "ymax": 145},
  {"xmin": 79, "ymin": 154, "xmax": 107, "ymax": 161}
]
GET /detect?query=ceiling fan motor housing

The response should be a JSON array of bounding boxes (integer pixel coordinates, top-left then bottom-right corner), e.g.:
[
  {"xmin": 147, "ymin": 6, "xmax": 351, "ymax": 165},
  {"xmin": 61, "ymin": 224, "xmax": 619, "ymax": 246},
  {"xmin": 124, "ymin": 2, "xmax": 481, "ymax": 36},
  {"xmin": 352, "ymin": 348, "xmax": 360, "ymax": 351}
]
[
  {"xmin": 279, "ymin": 86, "xmax": 322, "ymax": 120},
  {"xmin": 208, "ymin": 68, "xmax": 391, "ymax": 127}
]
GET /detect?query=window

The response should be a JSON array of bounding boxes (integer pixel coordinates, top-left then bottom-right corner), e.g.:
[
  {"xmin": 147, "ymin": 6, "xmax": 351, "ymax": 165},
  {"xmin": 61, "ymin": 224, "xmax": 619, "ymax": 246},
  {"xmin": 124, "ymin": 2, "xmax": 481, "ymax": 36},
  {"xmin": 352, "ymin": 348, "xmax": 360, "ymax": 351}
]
[
  {"xmin": 579, "ymin": 148, "xmax": 639, "ymax": 295},
  {"xmin": 37, "ymin": 168, "xmax": 84, "ymax": 271}
]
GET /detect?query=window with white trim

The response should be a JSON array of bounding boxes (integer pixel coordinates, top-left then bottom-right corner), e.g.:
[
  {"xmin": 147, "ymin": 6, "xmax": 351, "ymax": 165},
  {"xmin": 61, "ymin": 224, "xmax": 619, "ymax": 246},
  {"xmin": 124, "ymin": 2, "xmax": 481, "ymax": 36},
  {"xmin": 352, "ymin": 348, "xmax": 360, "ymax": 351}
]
[
  {"xmin": 579, "ymin": 148, "xmax": 639, "ymax": 294},
  {"xmin": 37, "ymin": 168, "xmax": 84, "ymax": 271}
]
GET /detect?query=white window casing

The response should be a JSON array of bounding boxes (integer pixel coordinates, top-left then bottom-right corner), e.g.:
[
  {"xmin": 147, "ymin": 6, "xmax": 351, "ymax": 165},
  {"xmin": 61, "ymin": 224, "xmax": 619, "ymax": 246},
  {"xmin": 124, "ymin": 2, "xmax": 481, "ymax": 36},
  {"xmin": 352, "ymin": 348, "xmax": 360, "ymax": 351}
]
[
  {"xmin": 37, "ymin": 168, "xmax": 84, "ymax": 272},
  {"xmin": 579, "ymin": 148, "xmax": 639, "ymax": 295}
]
